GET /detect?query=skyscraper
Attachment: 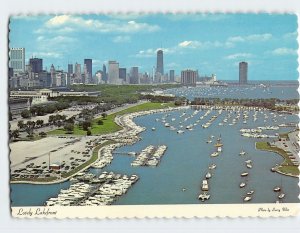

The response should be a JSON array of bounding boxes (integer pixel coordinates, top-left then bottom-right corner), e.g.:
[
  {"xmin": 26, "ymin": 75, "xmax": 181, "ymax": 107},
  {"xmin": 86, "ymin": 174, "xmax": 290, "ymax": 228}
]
[
  {"xmin": 29, "ymin": 58, "xmax": 43, "ymax": 73},
  {"xmin": 50, "ymin": 64, "xmax": 56, "ymax": 87},
  {"xmin": 181, "ymin": 69, "xmax": 197, "ymax": 86},
  {"xmin": 129, "ymin": 67, "xmax": 139, "ymax": 84},
  {"xmin": 239, "ymin": 62, "xmax": 248, "ymax": 85},
  {"xmin": 84, "ymin": 59, "xmax": 92, "ymax": 77},
  {"xmin": 9, "ymin": 48, "xmax": 25, "ymax": 73},
  {"xmin": 119, "ymin": 68, "xmax": 127, "ymax": 81},
  {"xmin": 108, "ymin": 61, "xmax": 120, "ymax": 84},
  {"xmin": 68, "ymin": 64, "xmax": 73, "ymax": 74},
  {"xmin": 156, "ymin": 49, "xmax": 164, "ymax": 75},
  {"xmin": 102, "ymin": 64, "xmax": 107, "ymax": 83},
  {"xmin": 169, "ymin": 70, "xmax": 175, "ymax": 82}
]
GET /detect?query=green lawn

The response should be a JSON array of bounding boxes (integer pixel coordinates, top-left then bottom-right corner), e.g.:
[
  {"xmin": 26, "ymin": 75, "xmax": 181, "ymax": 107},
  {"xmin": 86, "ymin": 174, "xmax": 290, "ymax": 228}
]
[
  {"xmin": 48, "ymin": 102, "xmax": 175, "ymax": 136},
  {"xmin": 256, "ymin": 141, "xmax": 299, "ymax": 176}
]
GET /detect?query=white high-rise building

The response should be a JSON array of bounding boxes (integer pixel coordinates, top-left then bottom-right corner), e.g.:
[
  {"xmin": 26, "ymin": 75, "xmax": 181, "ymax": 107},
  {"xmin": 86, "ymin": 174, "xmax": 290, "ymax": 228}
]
[
  {"xmin": 108, "ymin": 61, "xmax": 120, "ymax": 84},
  {"xmin": 9, "ymin": 48, "xmax": 25, "ymax": 73}
]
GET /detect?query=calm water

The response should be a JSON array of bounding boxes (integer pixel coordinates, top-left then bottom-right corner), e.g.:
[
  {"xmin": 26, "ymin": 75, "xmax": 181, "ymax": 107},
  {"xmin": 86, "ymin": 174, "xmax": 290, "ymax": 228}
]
[
  {"xmin": 163, "ymin": 85, "xmax": 299, "ymax": 100},
  {"xmin": 11, "ymin": 107, "xmax": 299, "ymax": 206}
]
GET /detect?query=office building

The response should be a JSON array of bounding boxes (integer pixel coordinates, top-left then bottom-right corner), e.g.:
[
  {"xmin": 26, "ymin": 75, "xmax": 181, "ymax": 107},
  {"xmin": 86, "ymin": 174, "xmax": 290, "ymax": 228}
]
[
  {"xmin": 181, "ymin": 69, "xmax": 197, "ymax": 86},
  {"xmin": 29, "ymin": 58, "xmax": 43, "ymax": 73},
  {"xmin": 119, "ymin": 68, "xmax": 127, "ymax": 81},
  {"xmin": 68, "ymin": 64, "xmax": 73, "ymax": 74},
  {"xmin": 239, "ymin": 62, "xmax": 248, "ymax": 84},
  {"xmin": 129, "ymin": 67, "xmax": 139, "ymax": 84},
  {"xmin": 50, "ymin": 64, "xmax": 56, "ymax": 87},
  {"xmin": 9, "ymin": 48, "xmax": 25, "ymax": 73},
  {"xmin": 108, "ymin": 61, "xmax": 120, "ymax": 84},
  {"xmin": 156, "ymin": 49, "xmax": 164, "ymax": 75},
  {"xmin": 102, "ymin": 64, "xmax": 107, "ymax": 83},
  {"xmin": 169, "ymin": 70, "xmax": 175, "ymax": 82},
  {"xmin": 84, "ymin": 59, "xmax": 92, "ymax": 80}
]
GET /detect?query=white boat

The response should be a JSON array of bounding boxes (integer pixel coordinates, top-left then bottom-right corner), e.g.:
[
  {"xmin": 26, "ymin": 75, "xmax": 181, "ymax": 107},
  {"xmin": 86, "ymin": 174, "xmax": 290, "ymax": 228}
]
[
  {"xmin": 198, "ymin": 192, "xmax": 210, "ymax": 201},
  {"xmin": 241, "ymin": 172, "xmax": 248, "ymax": 177},
  {"xmin": 210, "ymin": 152, "xmax": 219, "ymax": 157},
  {"xmin": 246, "ymin": 164, "xmax": 252, "ymax": 169},
  {"xmin": 151, "ymin": 127, "xmax": 156, "ymax": 131},
  {"xmin": 273, "ymin": 186, "xmax": 281, "ymax": 192},
  {"xmin": 205, "ymin": 172, "xmax": 212, "ymax": 179},
  {"xmin": 240, "ymin": 182, "xmax": 246, "ymax": 188},
  {"xmin": 206, "ymin": 140, "xmax": 212, "ymax": 143},
  {"xmin": 247, "ymin": 190, "xmax": 254, "ymax": 195},
  {"xmin": 278, "ymin": 193, "xmax": 285, "ymax": 199},
  {"xmin": 217, "ymin": 147, "xmax": 222, "ymax": 152},
  {"xmin": 202, "ymin": 179, "xmax": 209, "ymax": 191},
  {"xmin": 239, "ymin": 150, "xmax": 246, "ymax": 156},
  {"xmin": 164, "ymin": 123, "xmax": 170, "ymax": 127},
  {"xmin": 209, "ymin": 164, "xmax": 217, "ymax": 170},
  {"xmin": 245, "ymin": 160, "xmax": 252, "ymax": 164},
  {"xmin": 244, "ymin": 196, "xmax": 252, "ymax": 202},
  {"xmin": 177, "ymin": 130, "xmax": 184, "ymax": 134}
]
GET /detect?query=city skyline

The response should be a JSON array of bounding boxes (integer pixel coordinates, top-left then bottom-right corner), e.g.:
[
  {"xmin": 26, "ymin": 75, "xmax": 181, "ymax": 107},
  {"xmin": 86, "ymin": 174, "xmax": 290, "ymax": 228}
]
[{"xmin": 9, "ymin": 14, "xmax": 298, "ymax": 80}]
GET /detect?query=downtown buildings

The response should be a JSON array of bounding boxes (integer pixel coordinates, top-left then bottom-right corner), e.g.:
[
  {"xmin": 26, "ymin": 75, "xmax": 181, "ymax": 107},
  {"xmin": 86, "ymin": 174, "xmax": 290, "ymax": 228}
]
[{"xmin": 181, "ymin": 69, "xmax": 198, "ymax": 86}]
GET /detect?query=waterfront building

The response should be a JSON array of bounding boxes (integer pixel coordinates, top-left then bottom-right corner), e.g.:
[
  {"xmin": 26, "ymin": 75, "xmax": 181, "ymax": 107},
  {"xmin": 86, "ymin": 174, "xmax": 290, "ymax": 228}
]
[
  {"xmin": 29, "ymin": 58, "xmax": 43, "ymax": 73},
  {"xmin": 129, "ymin": 67, "xmax": 139, "ymax": 84},
  {"xmin": 156, "ymin": 49, "xmax": 164, "ymax": 75},
  {"xmin": 108, "ymin": 61, "xmax": 120, "ymax": 84},
  {"xmin": 119, "ymin": 68, "xmax": 127, "ymax": 81},
  {"xmin": 181, "ymin": 69, "xmax": 197, "ymax": 86},
  {"xmin": 9, "ymin": 48, "xmax": 25, "ymax": 73},
  {"xmin": 239, "ymin": 61, "xmax": 248, "ymax": 85},
  {"xmin": 170, "ymin": 70, "xmax": 175, "ymax": 82}
]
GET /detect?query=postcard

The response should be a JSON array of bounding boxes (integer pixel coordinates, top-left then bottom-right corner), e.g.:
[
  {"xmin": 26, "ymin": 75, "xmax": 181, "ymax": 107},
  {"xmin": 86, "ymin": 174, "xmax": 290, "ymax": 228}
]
[{"xmin": 8, "ymin": 13, "xmax": 299, "ymax": 218}]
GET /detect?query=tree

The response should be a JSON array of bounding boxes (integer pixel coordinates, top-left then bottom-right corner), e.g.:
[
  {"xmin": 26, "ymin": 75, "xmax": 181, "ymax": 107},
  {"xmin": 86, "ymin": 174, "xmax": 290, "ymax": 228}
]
[
  {"xmin": 9, "ymin": 112, "xmax": 13, "ymax": 121},
  {"xmin": 11, "ymin": 130, "xmax": 19, "ymax": 139},
  {"xmin": 39, "ymin": 131, "xmax": 47, "ymax": 137},
  {"xmin": 21, "ymin": 109, "xmax": 31, "ymax": 119},
  {"xmin": 97, "ymin": 119, "xmax": 103, "ymax": 125},
  {"xmin": 86, "ymin": 129, "xmax": 92, "ymax": 136},
  {"xmin": 25, "ymin": 121, "xmax": 35, "ymax": 137},
  {"xmin": 64, "ymin": 123, "xmax": 74, "ymax": 133},
  {"xmin": 101, "ymin": 112, "xmax": 107, "ymax": 119},
  {"xmin": 17, "ymin": 120, "xmax": 24, "ymax": 129},
  {"xmin": 36, "ymin": 119, "xmax": 44, "ymax": 127},
  {"xmin": 82, "ymin": 120, "xmax": 91, "ymax": 131}
]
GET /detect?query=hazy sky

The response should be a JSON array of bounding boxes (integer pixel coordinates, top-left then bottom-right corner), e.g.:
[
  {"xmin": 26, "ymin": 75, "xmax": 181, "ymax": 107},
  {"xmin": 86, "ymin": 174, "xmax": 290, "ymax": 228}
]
[{"xmin": 9, "ymin": 13, "xmax": 298, "ymax": 80}]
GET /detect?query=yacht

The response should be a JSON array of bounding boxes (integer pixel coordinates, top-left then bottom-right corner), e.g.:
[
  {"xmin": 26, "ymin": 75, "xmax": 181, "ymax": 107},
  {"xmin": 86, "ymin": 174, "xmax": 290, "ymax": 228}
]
[
  {"xmin": 206, "ymin": 139, "xmax": 212, "ymax": 143},
  {"xmin": 202, "ymin": 179, "xmax": 209, "ymax": 191},
  {"xmin": 208, "ymin": 164, "xmax": 217, "ymax": 170},
  {"xmin": 244, "ymin": 196, "xmax": 252, "ymax": 202},
  {"xmin": 239, "ymin": 150, "xmax": 246, "ymax": 156},
  {"xmin": 247, "ymin": 190, "xmax": 254, "ymax": 195},
  {"xmin": 273, "ymin": 186, "xmax": 281, "ymax": 192},
  {"xmin": 151, "ymin": 127, "xmax": 156, "ymax": 131},
  {"xmin": 246, "ymin": 164, "xmax": 252, "ymax": 169},
  {"xmin": 240, "ymin": 182, "xmax": 246, "ymax": 188},
  {"xmin": 241, "ymin": 172, "xmax": 249, "ymax": 177},
  {"xmin": 205, "ymin": 172, "xmax": 212, "ymax": 179},
  {"xmin": 198, "ymin": 192, "xmax": 210, "ymax": 201},
  {"xmin": 210, "ymin": 152, "xmax": 219, "ymax": 157},
  {"xmin": 278, "ymin": 193, "xmax": 285, "ymax": 199},
  {"xmin": 177, "ymin": 130, "xmax": 184, "ymax": 134}
]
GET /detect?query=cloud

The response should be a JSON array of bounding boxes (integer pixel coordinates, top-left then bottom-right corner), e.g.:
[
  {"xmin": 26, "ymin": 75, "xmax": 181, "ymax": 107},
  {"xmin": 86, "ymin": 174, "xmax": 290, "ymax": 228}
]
[
  {"xmin": 225, "ymin": 53, "xmax": 253, "ymax": 60},
  {"xmin": 227, "ymin": 33, "xmax": 272, "ymax": 43},
  {"xmin": 44, "ymin": 15, "xmax": 160, "ymax": 33},
  {"xmin": 30, "ymin": 52, "xmax": 62, "ymax": 58},
  {"xmin": 271, "ymin": 48, "xmax": 297, "ymax": 56},
  {"xmin": 178, "ymin": 40, "xmax": 222, "ymax": 49},
  {"xmin": 283, "ymin": 31, "xmax": 297, "ymax": 39},
  {"xmin": 112, "ymin": 35, "xmax": 131, "ymax": 43}
]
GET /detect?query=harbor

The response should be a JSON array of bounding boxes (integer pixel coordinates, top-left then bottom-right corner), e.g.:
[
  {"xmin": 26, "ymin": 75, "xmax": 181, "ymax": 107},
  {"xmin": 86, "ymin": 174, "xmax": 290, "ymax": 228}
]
[{"xmin": 11, "ymin": 104, "xmax": 299, "ymax": 206}]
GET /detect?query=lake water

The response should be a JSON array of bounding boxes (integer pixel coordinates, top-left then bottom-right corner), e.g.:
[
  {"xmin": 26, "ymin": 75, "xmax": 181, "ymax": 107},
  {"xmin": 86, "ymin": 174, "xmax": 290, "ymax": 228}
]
[
  {"xmin": 163, "ymin": 85, "xmax": 299, "ymax": 100},
  {"xmin": 11, "ymin": 106, "xmax": 299, "ymax": 206}
]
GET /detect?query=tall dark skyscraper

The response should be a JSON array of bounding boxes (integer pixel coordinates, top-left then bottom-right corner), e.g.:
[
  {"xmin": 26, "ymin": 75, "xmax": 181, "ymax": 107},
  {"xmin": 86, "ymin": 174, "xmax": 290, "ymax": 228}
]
[
  {"xmin": 156, "ymin": 49, "xmax": 164, "ymax": 75},
  {"xmin": 239, "ymin": 61, "xmax": 248, "ymax": 84},
  {"xmin": 68, "ymin": 64, "xmax": 73, "ymax": 74},
  {"xmin": 29, "ymin": 58, "xmax": 43, "ymax": 73},
  {"xmin": 119, "ymin": 68, "xmax": 127, "ymax": 81},
  {"xmin": 169, "ymin": 70, "xmax": 175, "ymax": 82},
  {"xmin": 84, "ymin": 59, "xmax": 92, "ymax": 77},
  {"xmin": 102, "ymin": 64, "xmax": 107, "ymax": 82}
]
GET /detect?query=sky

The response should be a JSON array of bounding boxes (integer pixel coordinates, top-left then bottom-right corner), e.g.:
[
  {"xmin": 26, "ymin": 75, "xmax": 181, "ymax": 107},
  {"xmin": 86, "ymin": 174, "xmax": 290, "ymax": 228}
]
[{"xmin": 9, "ymin": 13, "xmax": 298, "ymax": 80}]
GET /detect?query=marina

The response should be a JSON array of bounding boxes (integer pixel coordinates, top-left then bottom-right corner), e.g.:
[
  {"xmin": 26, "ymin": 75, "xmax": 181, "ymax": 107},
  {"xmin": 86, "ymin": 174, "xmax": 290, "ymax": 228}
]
[{"xmin": 11, "ymin": 103, "xmax": 299, "ymax": 206}]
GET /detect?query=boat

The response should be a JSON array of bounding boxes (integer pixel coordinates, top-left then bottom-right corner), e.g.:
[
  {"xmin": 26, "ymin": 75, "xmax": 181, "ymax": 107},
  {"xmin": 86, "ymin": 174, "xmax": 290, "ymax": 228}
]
[
  {"xmin": 202, "ymin": 179, "xmax": 209, "ymax": 191},
  {"xmin": 247, "ymin": 190, "xmax": 254, "ymax": 195},
  {"xmin": 182, "ymin": 188, "xmax": 186, "ymax": 192},
  {"xmin": 210, "ymin": 152, "xmax": 219, "ymax": 157},
  {"xmin": 164, "ymin": 123, "xmax": 170, "ymax": 127},
  {"xmin": 278, "ymin": 193, "xmax": 285, "ymax": 199},
  {"xmin": 177, "ymin": 130, "xmax": 184, "ymax": 134},
  {"xmin": 245, "ymin": 160, "xmax": 252, "ymax": 164},
  {"xmin": 209, "ymin": 164, "xmax": 217, "ymax": 170},
  {"xmin": 273, "ymin": 186, "xmax": 281, "ymax": 192},
  {"xmin": 206, "ymin": 139, "xmax": 212, "ymax": 143},
  {"xmin": 239, "ymin": 150, "xmax": 246, "ymax": 156},
  {"xmin": 240, "ymin": 182, "xmax": 246, "ymax": 188},
  {"xmin": 198, "ymin": 192, "xmax": 210, "ymax": 201},
  {"xmin": 214, "ymin": 135, "xmax": 223, "ymax": 147},
  {"xmin": 217, "ymin": 146, "xmax": 222, "ymax": 152},
  {"xmin": 244, "ymin": 196, "xmax": 252, "ymax": 202},
  {"xmin": 151, "ymin": 127, "xmax": 156, "ymax": 131},
  {"xmin": 205, "ymin": 172, "xmax": 212, "ymax": 179},
  {"xmin": 246, "ymin": 164, "xmax": 252, "ymax": 169},
  {"xmin": 241, "ymin": 172, "xmax": 249, "ymax": 177}
]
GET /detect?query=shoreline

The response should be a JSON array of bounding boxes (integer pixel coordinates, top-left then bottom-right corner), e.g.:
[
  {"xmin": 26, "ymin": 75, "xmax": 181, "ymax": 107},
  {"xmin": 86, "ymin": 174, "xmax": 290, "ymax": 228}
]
[{"xmin": 10, "ymin": 104, "xmax": 188, "ymax": 185}]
